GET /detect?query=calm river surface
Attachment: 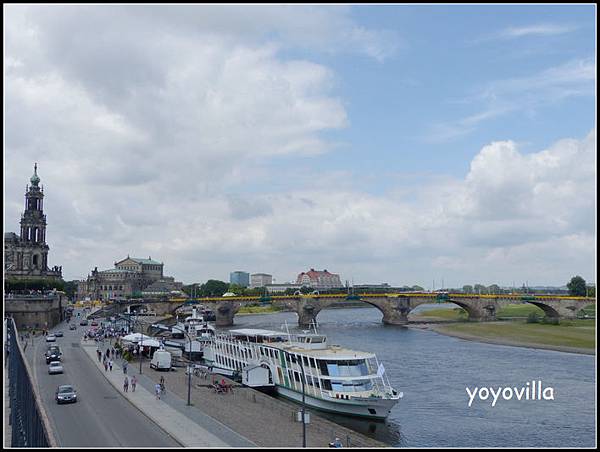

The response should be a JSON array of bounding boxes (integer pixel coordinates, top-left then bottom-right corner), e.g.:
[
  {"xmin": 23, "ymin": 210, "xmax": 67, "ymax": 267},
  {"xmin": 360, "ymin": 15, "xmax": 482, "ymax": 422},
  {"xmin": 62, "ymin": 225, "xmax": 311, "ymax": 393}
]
[{"xmin": 228, "ymin": 306, "xmax": 596, "ymax": 447}]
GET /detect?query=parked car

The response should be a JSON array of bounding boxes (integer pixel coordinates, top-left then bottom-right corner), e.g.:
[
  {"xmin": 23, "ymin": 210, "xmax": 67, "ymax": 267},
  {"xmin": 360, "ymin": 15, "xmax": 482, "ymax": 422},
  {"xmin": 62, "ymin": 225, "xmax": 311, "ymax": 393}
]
[
  {"xmin": 45, "ymin": 334, "xmax": 56, "ymax": 342},
  {"xmin": 48, "ymin": 361, "xmax": 64, "ymax": 374},
  {"xmin": 90, "ymin": 321, "xmax": 98, "ymax": 326},
  {"xmin": 69, "ymin": 324, "xmax": 77, "ymax": 330},
  {"xmin": 54, "ymin": 331, "xmax": 64, "ymax": 337},
  {"xmin": 80, "ymin": 320, "xmax": 88, "ymax": 326},
  {"xmin": 55, "ymin": 385, "xmax": 77, "ymax": 404}
]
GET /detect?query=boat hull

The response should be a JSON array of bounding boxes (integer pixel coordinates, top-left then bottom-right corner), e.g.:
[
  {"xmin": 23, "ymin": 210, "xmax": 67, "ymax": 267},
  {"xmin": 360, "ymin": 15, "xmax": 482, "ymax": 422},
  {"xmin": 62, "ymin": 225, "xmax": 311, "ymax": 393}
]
[{"xmin": 276, "ymin": 386, "xmax": 399, "ymax": 420}]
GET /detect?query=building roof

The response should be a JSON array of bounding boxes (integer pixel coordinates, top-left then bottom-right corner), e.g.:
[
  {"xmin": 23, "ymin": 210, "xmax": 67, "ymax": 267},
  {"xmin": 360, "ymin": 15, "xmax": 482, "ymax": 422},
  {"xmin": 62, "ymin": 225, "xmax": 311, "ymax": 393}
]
[
  {"xmin": 116, "ymin": 256, "xmax": 163, "ymax": 266},
  {"xmin": 4, "ymin": 232, "xmax": 19, "ymax": 242},
  {"xmin": 298, "ymin": 269, "xmax": 339, "ymax": 279},
  {"xmin": 130, "ymin": 257, "xmax": 162, "ymax": 265},
  {"xmin": 99, "ymin": 268, "xmax": 137, "ymax": 274}
]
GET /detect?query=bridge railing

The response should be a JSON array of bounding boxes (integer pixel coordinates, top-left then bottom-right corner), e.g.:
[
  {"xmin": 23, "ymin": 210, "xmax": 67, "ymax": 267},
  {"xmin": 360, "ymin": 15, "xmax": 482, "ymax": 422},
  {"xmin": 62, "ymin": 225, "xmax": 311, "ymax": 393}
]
[
  {"xmin": 166, "ymin": 293, "xmax": 595, "ymax": 303},
  {"xmin": 6, "ymin": 317, "xmax": 56, "ymax": 447}
]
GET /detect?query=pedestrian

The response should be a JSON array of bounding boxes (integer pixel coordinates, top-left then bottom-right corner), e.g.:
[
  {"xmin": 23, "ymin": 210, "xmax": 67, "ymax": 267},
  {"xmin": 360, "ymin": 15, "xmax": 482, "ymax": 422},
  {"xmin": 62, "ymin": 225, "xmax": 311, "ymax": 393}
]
[
  {"xmin": 109, "ymin": 359, "xmax": 113, "ymax": 371},
  {"xmin": 123, "ymin": 376, "xmax": 129, "ymax": 392},
  {"xmin": 131, "ymin": 375, "xmax": 137, "ymax": 392},
  {"xmin": 155, "ymin": 383, "xmax": 161, "ymax": 400},
  {"xmin": 123, "ymin": 360, "xmax": 128, "ymax": 375},
  {"xmin": 104, "ymin": 361, "xmax": 108, "ymax": 372}
]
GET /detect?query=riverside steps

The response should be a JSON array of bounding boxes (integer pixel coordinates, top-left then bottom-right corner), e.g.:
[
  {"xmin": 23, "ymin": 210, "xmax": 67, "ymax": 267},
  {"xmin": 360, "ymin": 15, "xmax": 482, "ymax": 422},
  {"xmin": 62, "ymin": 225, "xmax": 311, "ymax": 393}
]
[{"xmin": 82, "ymin": 339, "xmax": 385, "ymax": 447}]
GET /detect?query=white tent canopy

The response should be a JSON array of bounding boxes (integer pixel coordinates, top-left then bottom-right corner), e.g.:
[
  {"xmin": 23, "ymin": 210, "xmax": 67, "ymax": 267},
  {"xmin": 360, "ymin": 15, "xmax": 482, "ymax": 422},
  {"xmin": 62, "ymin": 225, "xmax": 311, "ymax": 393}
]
[
  {"xmin": 122, "ymin": 333, "xmax": 153, "ymax": 343},
  {"xmin": 138, "ymin": 339, "xmax": 162, "ymax": 348}
]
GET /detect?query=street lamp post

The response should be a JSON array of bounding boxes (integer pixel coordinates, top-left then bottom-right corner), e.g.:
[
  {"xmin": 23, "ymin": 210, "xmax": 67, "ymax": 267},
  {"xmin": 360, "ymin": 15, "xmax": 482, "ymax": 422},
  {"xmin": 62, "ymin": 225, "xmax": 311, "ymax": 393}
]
[
  {"xmin": 300, "ymin": 358, "xmax": 307, "ymax": 448},
  {"xmin": 138, "ymin": 316, "xmax": 144, "ymax": 375},
  {"xmin": 172, "ymin": 325, "xmax": 193, "ymax": 406}
]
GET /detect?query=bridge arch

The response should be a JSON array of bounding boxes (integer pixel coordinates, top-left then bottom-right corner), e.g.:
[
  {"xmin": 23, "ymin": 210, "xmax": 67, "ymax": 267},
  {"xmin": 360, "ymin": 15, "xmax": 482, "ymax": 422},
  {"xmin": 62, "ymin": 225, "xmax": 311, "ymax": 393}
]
[{"xmin": 523, "ymin": 301, "xmax": 560, "ymax": 319}]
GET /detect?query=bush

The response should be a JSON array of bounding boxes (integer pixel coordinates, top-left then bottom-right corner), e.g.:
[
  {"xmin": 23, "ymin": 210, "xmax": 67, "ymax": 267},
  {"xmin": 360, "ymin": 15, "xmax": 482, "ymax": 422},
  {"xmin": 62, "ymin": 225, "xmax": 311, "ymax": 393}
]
[
  {"xmin": 541, "ymin": 317, "xmax": 560, "ymax": 325},
  {"xmin": 526, "ymin": 312, "xmax": 540, "ymax": 323}
]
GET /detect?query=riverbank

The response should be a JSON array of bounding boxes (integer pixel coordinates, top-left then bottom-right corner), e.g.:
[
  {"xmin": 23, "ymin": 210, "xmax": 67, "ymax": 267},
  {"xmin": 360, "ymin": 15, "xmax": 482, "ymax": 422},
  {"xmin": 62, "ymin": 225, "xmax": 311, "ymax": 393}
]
[
  {"xmin": 139, "ymin": 362, "xmax": 386, "ymax": 447},
  {"xmin": 419, "ymin": 320, "xmax": 596, "ymax": 355}
]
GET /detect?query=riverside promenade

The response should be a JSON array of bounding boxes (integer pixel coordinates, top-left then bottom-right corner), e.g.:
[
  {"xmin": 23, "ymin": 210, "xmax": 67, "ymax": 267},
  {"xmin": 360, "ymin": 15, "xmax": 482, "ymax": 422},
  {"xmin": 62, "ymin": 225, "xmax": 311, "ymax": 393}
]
[
  {"xmin": 81, "ymin": 340, "xmax": 255, "ymax": 447},
  {"xmin": 82, "ymin": 339, "xmax": 386, "ymax": 448}
]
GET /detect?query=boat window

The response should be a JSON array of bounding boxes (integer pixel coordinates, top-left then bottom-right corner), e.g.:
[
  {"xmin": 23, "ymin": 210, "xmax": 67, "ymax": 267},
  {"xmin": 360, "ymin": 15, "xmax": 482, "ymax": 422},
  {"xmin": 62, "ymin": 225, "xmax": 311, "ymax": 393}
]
[
  {"xmin": 290, "ymin": 354, "xmax": 297, "ymax": 364},
  {"xmin": 318, "ymin": 360, "xmax": 329, "ymax": 375},
  {"xmin": 302, "ymin": 356, "xmax": 309, "ymax": 367},
  {"xmin": 325, "ymin": 360, "xmax": 369, "ymax": 377},
  {"xmin": 331, "ymin": 380, "xmax": 374, "ymax": 393},
  {"xmin": 321, "ymin": 379, "xmax": 332, "ymax": 390}
]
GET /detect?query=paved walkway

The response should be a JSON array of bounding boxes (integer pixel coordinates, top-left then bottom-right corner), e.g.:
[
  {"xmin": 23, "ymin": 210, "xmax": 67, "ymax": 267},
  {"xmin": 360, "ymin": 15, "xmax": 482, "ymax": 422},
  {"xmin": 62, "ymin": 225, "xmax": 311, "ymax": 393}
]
[{"xmin": 81, "ymin": 340, "xmax": 255, "ymax": 447}]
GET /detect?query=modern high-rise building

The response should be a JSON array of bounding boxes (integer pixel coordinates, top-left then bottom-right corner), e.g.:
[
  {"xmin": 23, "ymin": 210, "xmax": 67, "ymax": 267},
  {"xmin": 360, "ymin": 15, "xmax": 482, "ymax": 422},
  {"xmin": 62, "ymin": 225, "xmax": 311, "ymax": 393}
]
[
  {"xmin": 250, "ymin": 273, "xmax": 273, "ymax": 288},
  {"xmin": 230, "ymin": 271, "xmax": 250, "ymax": 287}
]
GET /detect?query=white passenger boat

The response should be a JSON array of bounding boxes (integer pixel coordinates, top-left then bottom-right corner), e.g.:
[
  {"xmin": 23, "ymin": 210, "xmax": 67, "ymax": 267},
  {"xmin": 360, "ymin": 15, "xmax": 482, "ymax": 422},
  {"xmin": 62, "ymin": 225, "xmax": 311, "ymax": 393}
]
[
  {"xmin": 201, "ymin": 325, "xmax": 402, "ymax": 419},
  {"xmin": 172, "ymin": 307, "xmax": 215, "ymax": 340}
]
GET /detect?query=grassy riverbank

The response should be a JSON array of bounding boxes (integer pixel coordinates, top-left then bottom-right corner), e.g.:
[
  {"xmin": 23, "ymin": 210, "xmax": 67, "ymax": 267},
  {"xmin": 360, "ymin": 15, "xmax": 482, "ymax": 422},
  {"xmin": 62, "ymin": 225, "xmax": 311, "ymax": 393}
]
[
  {"xmin": 431, "ymin": 320, "xmax": 596, "ymax": 354},
  {"xmin": 237, "ymin": 305, "xmax": 283, "ymax": 315}
]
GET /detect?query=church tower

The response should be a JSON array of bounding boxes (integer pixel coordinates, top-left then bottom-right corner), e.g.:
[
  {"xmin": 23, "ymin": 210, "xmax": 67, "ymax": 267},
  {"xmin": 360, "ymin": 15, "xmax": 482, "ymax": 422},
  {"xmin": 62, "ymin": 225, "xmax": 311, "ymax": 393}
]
[
  {"xmin": 19, "ymin": 163, "xmax": 50, "ymax": 270},
  {"xmin": 4, "ymin": 163, "xmax": 62, "ymax": 280}
]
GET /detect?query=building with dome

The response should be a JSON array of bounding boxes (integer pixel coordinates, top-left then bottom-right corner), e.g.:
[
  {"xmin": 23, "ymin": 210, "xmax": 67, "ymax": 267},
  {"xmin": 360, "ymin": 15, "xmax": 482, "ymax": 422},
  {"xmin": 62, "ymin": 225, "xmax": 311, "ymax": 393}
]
[
  {"xmin": 4, "ymin": 163, "xmax": 63, "ymax": 281},
  {"xmin": 77, "ymin": 256, "xmax": 184, "ymax": 302}
]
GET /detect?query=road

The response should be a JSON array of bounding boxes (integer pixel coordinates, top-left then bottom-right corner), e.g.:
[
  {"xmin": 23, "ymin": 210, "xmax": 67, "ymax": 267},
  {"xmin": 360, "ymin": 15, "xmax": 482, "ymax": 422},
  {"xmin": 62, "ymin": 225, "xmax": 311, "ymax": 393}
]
[{"xmin": 24, "ymin": 309, "xmax": 180, "ymax": 447}]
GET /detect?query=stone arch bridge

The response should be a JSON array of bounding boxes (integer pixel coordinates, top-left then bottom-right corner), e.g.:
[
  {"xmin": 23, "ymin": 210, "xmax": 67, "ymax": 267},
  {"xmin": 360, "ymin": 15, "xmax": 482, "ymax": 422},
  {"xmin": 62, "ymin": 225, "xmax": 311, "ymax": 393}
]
[{"xmin": 90, "ymin": 294, "xmax": 595, "ymax": 328}]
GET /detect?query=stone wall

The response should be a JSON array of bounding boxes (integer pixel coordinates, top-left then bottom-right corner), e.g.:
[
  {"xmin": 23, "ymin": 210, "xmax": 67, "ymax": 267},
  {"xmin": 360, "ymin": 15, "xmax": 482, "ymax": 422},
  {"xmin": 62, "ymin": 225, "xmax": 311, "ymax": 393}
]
[{"xmin": 4, "ymin": 293, "xmax": 66, "ymax": 330}]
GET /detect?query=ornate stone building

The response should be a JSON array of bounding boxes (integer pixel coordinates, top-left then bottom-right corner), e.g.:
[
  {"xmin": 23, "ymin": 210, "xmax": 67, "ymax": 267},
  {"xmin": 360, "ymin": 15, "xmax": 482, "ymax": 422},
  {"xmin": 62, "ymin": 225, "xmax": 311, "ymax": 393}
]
[
  {"xmin": 4, "ymin": 164, "xmax": 62, "ymax": 281},
  {"xmin": 78, "ymin": 256, "xmax": 182, "ymax": 301},
  {"xmin": 296, "ymin": 268, "xmax": 342, "ymax": 289}
]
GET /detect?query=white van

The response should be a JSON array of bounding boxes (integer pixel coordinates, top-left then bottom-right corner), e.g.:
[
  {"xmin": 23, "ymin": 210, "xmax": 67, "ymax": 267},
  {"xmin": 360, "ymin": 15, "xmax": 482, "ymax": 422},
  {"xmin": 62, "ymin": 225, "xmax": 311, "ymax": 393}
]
[{"xmin": 150, "ymin": 350, "xmax": 172, "ymax": 371}]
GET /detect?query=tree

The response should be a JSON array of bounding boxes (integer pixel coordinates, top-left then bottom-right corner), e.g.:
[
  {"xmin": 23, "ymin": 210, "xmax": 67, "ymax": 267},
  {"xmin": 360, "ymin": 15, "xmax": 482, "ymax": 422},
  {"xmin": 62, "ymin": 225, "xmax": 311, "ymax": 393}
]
[
  {"xmin": 462, "ymin": 285, "xmax": 473, "ymax": 294},
  {"xmin": 199, "ymin": 280, "xmax": 229, "ymax": 297},
  {"xmin": 488, "ymin": 284, "xmax": 501, "ymax": 294},
  {"xmin": 567, "ymin": 276, "xmax": 587, "ymax": 296},
  {"xmin": 473, "ymin": 284, "xmax": 487, "ymax": 295},
  {"xmin": 586, "ymin": 285, "xmax": 595, "ymax": 297},
  {"xmin": 411, "ymin": 285, "xmax": 424, "ymax": 292},
  {"xmin": 228, "ymin": 283, "xmax": 245, "ymax": 296}
]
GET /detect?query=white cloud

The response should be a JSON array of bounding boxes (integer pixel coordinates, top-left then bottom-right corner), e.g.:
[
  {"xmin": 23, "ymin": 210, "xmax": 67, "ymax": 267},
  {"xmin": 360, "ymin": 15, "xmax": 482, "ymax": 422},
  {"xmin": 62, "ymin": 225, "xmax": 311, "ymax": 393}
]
[
  {"xmin": 500, "ymin": 23, "xmax": 577, "ymax": 39},
  {"xmin": 4, "ymin": 6, "xmax": 594, "ymax": 288},
  {"xmin": 426, "ymin": 58, "xmax": 595, "ymax": 143}
]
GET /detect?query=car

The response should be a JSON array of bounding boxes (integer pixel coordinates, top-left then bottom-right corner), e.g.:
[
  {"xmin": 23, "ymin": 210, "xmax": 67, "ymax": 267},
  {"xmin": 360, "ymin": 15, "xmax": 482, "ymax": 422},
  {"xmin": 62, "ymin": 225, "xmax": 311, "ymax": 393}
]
[
  {"xmin": 48, "ymin": 361, "xmax": 64, "ymax": 374},
  {"xmin": 90, "ymin": 321, "xmax": 98, "ymax": 326},
  {"xmin": 45, "ymin": 346, "xmax": 62, "ymax": 364},
  {"xmin": 45, "ymin": 334, "xmax": 56, "ymax": 342},
  {"xmin": 69, "ymin": 324, "xmax": 77, "ymax": 330},
  {"xmin": 54, "ymin": 331, "xmax": 64, "ymax": 337},
  {"xmin": 80, "ymin": 320, "xmax": 88, "ymax": 326},
  {"xmin": 55, "ymin": 385, "xmax": 77, "ymax": 404}
]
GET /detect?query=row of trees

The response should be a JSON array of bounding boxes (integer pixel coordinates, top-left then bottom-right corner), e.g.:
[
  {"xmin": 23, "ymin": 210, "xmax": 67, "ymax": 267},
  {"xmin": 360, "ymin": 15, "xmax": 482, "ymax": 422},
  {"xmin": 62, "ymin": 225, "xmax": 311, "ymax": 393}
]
[{"xmin": 181, "ymin": 277, "xmax": 595, "ymax": 299}]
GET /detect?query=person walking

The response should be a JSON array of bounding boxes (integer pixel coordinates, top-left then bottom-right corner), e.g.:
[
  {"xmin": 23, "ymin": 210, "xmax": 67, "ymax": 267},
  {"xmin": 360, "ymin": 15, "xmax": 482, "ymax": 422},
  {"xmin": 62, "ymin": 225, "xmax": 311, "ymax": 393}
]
[
  {"xmin": 109, "ymin": 359, "xmax": 113, "ymax": 371},
  {"xmin": 104, "ymin": 361, "xmax": 108, "ymax": 372},
  {"xmin": 131, "ymin": 375, "xmax": 137, "ymax": 392},
  {"xmin": 159, "ymin": 376, "xmax": 165, "ymax": 393},
  {"xmin": 123, "ymin": 376, "xmax": 129, "ymax": 392},
  {"xmin": 155, "ymin": 383, "xmax": 162, "ymax": 400},
  {"xmin": 123, "ymin": 360, "xmax": 128, "ymax": 375}
]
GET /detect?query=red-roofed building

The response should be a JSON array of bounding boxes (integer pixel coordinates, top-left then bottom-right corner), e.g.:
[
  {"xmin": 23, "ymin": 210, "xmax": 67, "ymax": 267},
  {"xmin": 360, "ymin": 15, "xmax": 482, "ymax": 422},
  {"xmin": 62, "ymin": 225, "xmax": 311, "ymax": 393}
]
[{"xmin": 296, "ymin": 268, "xmax": 342, "ymax": 289}]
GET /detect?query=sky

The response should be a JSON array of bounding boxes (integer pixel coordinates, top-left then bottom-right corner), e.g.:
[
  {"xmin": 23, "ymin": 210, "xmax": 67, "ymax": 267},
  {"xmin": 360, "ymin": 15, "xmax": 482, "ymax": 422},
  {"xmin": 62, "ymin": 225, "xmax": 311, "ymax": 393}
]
[{"xmin": 4, "ymin": 4, "xmax": 596, "ymax": 288}]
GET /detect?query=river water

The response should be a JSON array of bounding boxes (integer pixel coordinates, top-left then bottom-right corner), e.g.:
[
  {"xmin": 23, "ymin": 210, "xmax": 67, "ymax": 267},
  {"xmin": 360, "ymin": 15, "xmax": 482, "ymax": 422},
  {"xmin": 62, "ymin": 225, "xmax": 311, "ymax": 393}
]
[{"xmin": 227, "ymin": 306, "xmax": 596, "ymax": 448}]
